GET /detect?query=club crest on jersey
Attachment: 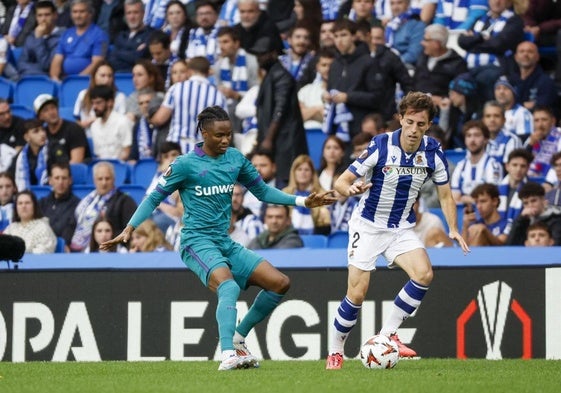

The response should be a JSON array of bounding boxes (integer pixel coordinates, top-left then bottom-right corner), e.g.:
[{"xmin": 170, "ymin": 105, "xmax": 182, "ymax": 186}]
[
  {"xmin": 382, "ymin": 166, "xmax": 393, "ymax": 175},
  {"xmin": 414, "ymin": 153, "xmax": 426, "ymax": 166}
]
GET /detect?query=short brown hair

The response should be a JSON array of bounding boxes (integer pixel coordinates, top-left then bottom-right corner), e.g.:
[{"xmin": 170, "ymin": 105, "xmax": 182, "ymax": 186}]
[
  {"xmin": 398, "ymin": 92, "xmax": 437, "ymax": 122},
  {"xmin": 462, "ymin": 120, "xmax": 490, "ymax": 139}
]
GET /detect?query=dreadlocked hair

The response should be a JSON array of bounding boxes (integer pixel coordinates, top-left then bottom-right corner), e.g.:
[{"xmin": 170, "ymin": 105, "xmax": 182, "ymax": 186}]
[{"xmin": 196, "ymin": 106, "xmax": 230, "ymax": 135}]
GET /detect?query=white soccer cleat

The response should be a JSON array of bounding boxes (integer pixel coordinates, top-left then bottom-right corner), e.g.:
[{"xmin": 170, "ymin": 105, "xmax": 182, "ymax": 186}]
[
  {"xmin": 234, "ymin": 340, "xmax": 260, "ymax": 368},
  {"xmin": 218, "ymin": 354, "xmax": 251, "ymax": 371}
]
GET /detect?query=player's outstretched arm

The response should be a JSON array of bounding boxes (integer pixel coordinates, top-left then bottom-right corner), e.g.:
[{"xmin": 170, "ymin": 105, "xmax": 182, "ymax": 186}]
[
  {"xmin": 304, "ymin": 190, "xmax": 338, "ymax": 208},
  {"xmin": 100, "ymin": 224, "xmax": 135, "ymax": 251}
]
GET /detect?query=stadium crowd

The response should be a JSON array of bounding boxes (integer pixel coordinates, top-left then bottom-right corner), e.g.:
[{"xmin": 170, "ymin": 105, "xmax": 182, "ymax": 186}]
[{"xmin": 0, "ymin": 0, "xmax": 560, "ymax": 254}]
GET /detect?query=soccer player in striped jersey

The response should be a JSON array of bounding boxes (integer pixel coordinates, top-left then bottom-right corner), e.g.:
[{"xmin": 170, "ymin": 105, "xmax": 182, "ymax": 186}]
[
  {"xmin": 101, "ymin": 106, "xmax": 336, "ymax": 371},
  {"xmin": 326, "ymin": 92, "xmax": 469, "ymax": 370}
]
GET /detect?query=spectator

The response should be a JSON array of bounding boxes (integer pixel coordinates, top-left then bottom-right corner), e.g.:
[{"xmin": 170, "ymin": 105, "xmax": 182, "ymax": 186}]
[
  {"xmin": 498, "ymin": 148, "xmax": 532, "ymax": 223},
  {"xmin": 243, "ymin": 149, "xmax": 278, "ymax": 218},
  {"xmin": 218, "ymin": 0, "xmax": 240, "ymax": 27},
  {"xmin": 329, "ymin": 172, "xmax": 359, "ymax": 233},
  {"xmin": 162, "ymin": 0, "xmax": 192, "ymax": 59},
  {"xmin": 385, "ymin": 0, "xmax": 425, "ymax": 68},
  {"xmin": 231, "ymin": 183, "xmax": 264, "ymax": 241},
  {"xmin": 350, "ymin": 131, "xmax": 372, "ymax": 160},
  {"xmin": 298, "ymin": 47, "xmax": 336, "ymax": 131},
  {"xmin": 34, "ymin": 94, "xmax": 91, "ymax": 164},
  {"xmin": 522, "ymin": 0, "xmax": 561, "ymax": 47},
  {"xmin": 125, "ymin": 59, "xmax": 165, "ymax": 122},
  {"xmin": 18, "ymin": 0, "xmax": 64, "ymax": 77},
  {"xmin": 525, "ymin": 106, "xmax": 561, "ymax": 178},
  {"xmin": 107, "ymin": 0, "xmax": 154, "ymax": 73},
  {"xmin": 279, "ymin": 23, "xmax": 315, "ymax": 85},
  {"xmin": 38, "ymin": 162, "xmax": 80, "ymax": 250},
  {"xmin": 414, "ymin": 24, "xmax": 468, "ymax": 105},
  {"xmin": 128, "ymin": 88, "xmax": 163, "ymax": 163},
  {"xmin": 148, "ymin": 30, "xmax": 174, "ymax": 88},
  {"xmin": 0, "ymin": 98, "xmax": 25, "ymax": 151},
  {"xmin": 341, "ymin": 0, "xmax": 380, "ymax": 27},
  {"xmin": 55, "ymin": 0, "xmax": 73, "ymax": 28},
  {"xmin": 506, "ymin": 181, "xmax": 561, "ymax": 245},
  {"xmin": 85, "ymin": 217, "xmax": 127, "ymax": 253},
  {"xmin": 129, "ymin": 219, "xmax": 173, "ymax": 252},
  {"xmin": 247, "ymin": 204, "xmax": 304, "ymax": 249},
  {"xmin": 10, "ymin": 119, "xmax": 49, "ymax": 191},
  {"xmin": 144, "ymin": 141, "xmax": 183, "ymax": 233},
  {"xmin": 451, "ymin": 120, "xmax": 503, "ymax": 204},
  {"xmin": 506, "ymin": 41, "xmax": 558, "ymax": 113},
  {"xmin": 0, "ymin": 172, "xmax": 17, "ymax": 232},
  {"xmin": 494, "ymin": 75, "xmax": 533, "ymax": 139},
  {"xmin": 233, "ymin": 82, "xmax": 259, "ymax": 155},
  {"xmin": 169, "ymin": 58, "xmax": 189, "ymax": 85},
  {"xmin": 50, "ymin": 0, "xmax": 109, "ymax": 81},
  {"xmin": 213, "ymin": 26, "xmax": 259, "ymax": 133},
  {"xmin": 70, "ymin": 161, "xmax": 137, "ymax": 251},
  {"xmin": 251, "ymin": 38, "xmax": 309, "ymax": 188},
  {"xmin": 462, "ymin": 183, "xmax": 508, "ymax": 246},
  {"xmin": 433, "ymin": 0, "xmax": 488, "ymax": 30},
  {"xmin": 438, "ymin": 72, "xmax": 479, "ymax": 149},
  {"xmin": 151, "ymin": 56, "xmax": 227, "ymax": 154},
  {"xmin": 457, "ymin": 0, "xmax": 525, "ymax": 103},
  {"xmin": 94, "ymin": 0, "xmax": 126, "ymax": 40},
  {"xmin": 74, "ymin": 60, "xmax": 127, "ymax": 135},
  {"xmin": 323, "ymin": 19, "xmax": 381, "ymax": 142},
  {"xmin": 412, "ymin": 197, "xmax": 453, "ymax": 247},
  {"xmin": 234, "ymin": 0, "xmax": 284, "ymax": 55},
  {"xmin": 186, "ymin": 1, "xmax": 219, "ymax": 64},
  {"xmin": 0, "ymin": 36, "xmax": 18, "ymax": 80},
  {"xmin": 318, "ymin": 135, "xmax": 347, "ymax": 191},
  {"xmin": 360, "ymin": 112, "xmax": 386, "ymax": 137},
  {"xmin": 1, "ymin": 0, "xmax": 36, "ymax": 47},
  {"xmin": 292, "ymin": 0, "xmax": 323, "ymax": 51},
  {"xmin": 369, "ymin": 24, "xmax": 413, "ymax": 122},
  {"xmin": 524, "ymin": 221, "xmax": 554, "ymax": 247},
  {"xmin": 482, "ymin": 100, "xmax": 522, "ymax": 165},
  {"xmin": 4, "ymin": 190, "xmax": 57, "ymax": 253},
  {"xmin": 545, "ymin": 152, "xmax": 561, "ymax": 204},
  {"xmin": 89, "ymin": 85, "xmax": 133, "ymax": 160},
  {"xmin": 282, "ymin": 154, "xmax": 331, "ymax": 235}
]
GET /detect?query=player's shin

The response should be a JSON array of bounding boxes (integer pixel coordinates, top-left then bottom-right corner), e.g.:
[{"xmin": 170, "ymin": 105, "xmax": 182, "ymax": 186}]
[
  {"xmin": 236, "ymin": 290, "xmax": 284, "ymax": 338},
  {"xmin": 216, "ymin": 279, "xmax": 241, "ymax": 358},
  {"xmin": 330, "ymin": 296, "xmax": 362, "ymax": 355},
  {"xmin": 380, "ymin": 279, "xmax": 428, "ymax": 335}
]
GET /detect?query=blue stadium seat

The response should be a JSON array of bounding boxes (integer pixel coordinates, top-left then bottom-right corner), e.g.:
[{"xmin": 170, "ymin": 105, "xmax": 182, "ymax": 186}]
[
  {"xmin": 70, "ymin": 163, "xmax": 89, "ymax": 185},
  {"xmin": 300, "ymin": 234, "xmax": 328, "ymax": 248},
  {"xmin": 59, "ymin": 106, "xmax": 76, "ymax": 121},
  {"xmin": 306, "ymin": 128, "xmax": 327, "ymax": 170},
  {"xmin": 131, "ymin": 159, "xmax": 158, "ymax": 188},
  {"xmin": 444, "ymin": 149, "xmax": 466, "ymax": 166},
  {"xmin": 88, "ymin": 159, "xmax": 129, "ymax": 186},
  {"xmin": 8, "ymin": 47, "xmax": 22, "ymax": 67},
  {"xmin": 55, "ymin": 237, "xmax": 66, "ymax": 253},
  {"xmin": 14, "ymin": 75, "xmax": 59, "ymax": 106},
  {"xmin": 60, "ymin": 75, "xmax": 89, "ymax": 107},
  {"xmin": 0, "ymin": 77, "xmax": 15, "ymax": 102},
  {"xmin": 72, "ymin": 184, "xmax": 95, "ymax": 199},
  {"xmin": 114, "ymin": 73, "xmax": 134, "ymax": 95},
  {"xmin": 327, "ymin": 231, "xmax": 349, "ymax": 248},
  {"xmin": 118, "ymin": 184, "xmax": 146, "ymax": 204},
  {"xmin": 10, "ymin": 104, "xmax": 35, "ymax": 119},
  {"xmin": 29, "ymin": 185, "xmax": 51, "ymax": 199}
]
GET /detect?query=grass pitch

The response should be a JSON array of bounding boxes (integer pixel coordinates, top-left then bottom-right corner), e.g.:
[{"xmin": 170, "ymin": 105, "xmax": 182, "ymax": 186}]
[{"xmin": 1, "ymin": 359, "xmax": 559, "ymax": 393}]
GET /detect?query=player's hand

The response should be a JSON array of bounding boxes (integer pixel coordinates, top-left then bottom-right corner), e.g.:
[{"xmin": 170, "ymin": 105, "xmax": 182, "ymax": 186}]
[
  {"xmin": 304, "ymin": 190, "xmax": 338, "ymax": 208},
  {"xmin": 348, "ymin": 180, "xmax": 372, "ymax": 196},
  {"xmin": 100, "ymin": 225, "xmax": 134, "ymax": 251},
  {"xmin": 449, "ymin": 230, "xmax": 470, "ymax": 255}
]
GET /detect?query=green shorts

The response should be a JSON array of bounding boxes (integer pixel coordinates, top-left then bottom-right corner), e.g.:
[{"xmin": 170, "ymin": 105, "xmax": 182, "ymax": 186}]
[{"xmin": 180, "ymin": 233, "xmax": 264, "ymax": 289}]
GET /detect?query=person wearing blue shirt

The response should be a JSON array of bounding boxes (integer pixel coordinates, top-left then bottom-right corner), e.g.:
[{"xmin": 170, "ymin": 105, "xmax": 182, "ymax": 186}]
[
  {"xmin": 50, "ymin": 0, "xmax": 108, "ymax": 81},
  {"xmin": 461, "ymin": 183, "xmax": 508, "ymax": 246},
  {"xmin": 326, "ymin": 92, "xmax": 469, "ymax": 370},
  {"xmin": 101, "ymin": 106, "xmax": 336, "ymax": 371}
]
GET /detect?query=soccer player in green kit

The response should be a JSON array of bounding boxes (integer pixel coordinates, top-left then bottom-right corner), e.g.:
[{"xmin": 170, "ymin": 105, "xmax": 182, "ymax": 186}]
[{"xmin": 101, "ymin": 106, "xmax": 337, "ymax": 370}]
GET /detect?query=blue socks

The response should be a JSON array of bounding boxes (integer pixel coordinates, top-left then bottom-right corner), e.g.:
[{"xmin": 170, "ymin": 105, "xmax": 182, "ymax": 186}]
[
  {"xmin": 236, "ymin": 290, "xmax": 284, "ymax": 337},
  {"xmin": 380, "ymin": 279, "xmax": 429, "ymax": 336},
  {"xmin": 330, "ymin": 296, "xmax": 361, "ymax": 354}
]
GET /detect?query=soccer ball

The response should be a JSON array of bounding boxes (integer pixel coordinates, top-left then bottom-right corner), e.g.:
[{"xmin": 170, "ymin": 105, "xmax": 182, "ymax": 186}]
[{"xmin": 360, "ymin": 335, "xmax": 399, "ymax": 369}]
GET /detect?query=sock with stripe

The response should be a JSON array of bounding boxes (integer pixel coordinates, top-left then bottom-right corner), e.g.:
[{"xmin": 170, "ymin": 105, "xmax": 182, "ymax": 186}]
[
  {"xmin": 216, "ymin": 279, "xmax": 240, "ymax": 352},
  {"xmin": 380, "ymin": 279, "xmax": 429, "ymax": 336},
  {"xmin": 330, "ymin": 296, "xmax": 361, "ymax": 355},
  {"xmin": 236, "ymin": 290, "xmax": 284, "ymax": 338}
]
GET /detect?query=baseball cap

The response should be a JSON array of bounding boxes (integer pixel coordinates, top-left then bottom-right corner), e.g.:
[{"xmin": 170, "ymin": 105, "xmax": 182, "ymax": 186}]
[{"xmin": 33, "ymin": 94, "xmax": 58, "ymax": 114}]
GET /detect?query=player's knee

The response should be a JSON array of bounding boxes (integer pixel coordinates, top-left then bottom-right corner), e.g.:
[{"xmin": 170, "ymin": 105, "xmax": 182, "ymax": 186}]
[
  {"xmin": 415, "ymin": 267, "xmax": 434, "ymax": 286},
  {"xmin": 275, "ymin": 273, "xmax": 290, "ymax": 294}
]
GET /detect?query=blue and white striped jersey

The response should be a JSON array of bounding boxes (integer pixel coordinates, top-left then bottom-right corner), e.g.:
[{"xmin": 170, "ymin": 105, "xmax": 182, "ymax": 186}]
[
  {"xmin": 164, "ymin": 75, "xmax": 227, "ymax": 153},
  {"xmin": 348, "ymin": 130, "xmax": 449, "ymax": 229},
  {"xmin": 451, "ymin": 152, "xmax": 503, "ymax": 197},
  {"xmin": 504, "ymin": 104, "xmax": 533, "ymax": 137},
  {"xmin": 487, "ymin": 129, "xmax": 522, "ymax": 164}
]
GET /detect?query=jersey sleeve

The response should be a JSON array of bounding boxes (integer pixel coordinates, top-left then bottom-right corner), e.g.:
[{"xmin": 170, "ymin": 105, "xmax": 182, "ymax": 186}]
[
  {"xmin": 431, "ymin": 147, "xmax": 450, "ymax": 185},
  {"xmin": 349, "ymin": 138, "xmax": 379, "ymax": 178}
]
